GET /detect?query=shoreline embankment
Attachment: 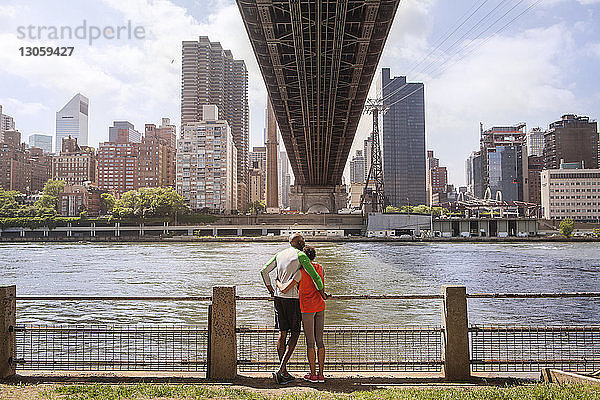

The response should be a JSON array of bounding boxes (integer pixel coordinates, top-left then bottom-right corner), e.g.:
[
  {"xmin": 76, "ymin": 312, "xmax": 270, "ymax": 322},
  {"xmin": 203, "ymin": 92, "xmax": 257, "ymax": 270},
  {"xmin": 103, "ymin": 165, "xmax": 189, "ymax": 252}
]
[{"xmin": 1, "ymin": 235, "xmax": 599, "ymax": 243}]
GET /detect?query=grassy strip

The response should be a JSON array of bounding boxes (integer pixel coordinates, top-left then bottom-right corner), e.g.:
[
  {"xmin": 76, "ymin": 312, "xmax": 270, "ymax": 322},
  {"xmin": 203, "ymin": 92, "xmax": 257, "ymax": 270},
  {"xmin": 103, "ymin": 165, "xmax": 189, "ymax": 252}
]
[{"xmin": 36, "ymin": 383, "xmax": 600, "ymax": 400}]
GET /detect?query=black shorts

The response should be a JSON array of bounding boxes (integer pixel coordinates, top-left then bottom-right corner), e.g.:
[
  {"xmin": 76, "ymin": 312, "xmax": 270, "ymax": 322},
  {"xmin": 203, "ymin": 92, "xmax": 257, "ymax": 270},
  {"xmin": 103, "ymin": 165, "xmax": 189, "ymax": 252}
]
[{"xmin": 274, "ymin": 297, "xmax": 301, "ymax": 332}]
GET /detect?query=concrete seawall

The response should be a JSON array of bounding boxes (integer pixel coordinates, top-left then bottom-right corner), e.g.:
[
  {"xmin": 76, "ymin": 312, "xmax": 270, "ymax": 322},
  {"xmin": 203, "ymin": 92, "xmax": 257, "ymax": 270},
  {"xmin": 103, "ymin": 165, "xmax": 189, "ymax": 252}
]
[{"xmin": 1, "ymin": 235, "xmax": 599, "ymax": 243}]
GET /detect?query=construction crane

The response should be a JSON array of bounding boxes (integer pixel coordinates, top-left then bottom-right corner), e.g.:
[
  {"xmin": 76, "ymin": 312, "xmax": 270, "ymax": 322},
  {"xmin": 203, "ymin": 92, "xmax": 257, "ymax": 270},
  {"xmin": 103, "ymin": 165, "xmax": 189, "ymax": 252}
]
[{"xmin": 360, "ymin": 98, "xmax": 387, "ymax": 213}]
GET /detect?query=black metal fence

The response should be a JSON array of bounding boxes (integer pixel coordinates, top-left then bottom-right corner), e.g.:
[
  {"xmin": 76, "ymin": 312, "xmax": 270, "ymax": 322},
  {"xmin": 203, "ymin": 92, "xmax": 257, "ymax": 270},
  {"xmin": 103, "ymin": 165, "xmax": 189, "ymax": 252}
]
[
  {"xmin": 470, "ymin": 326, "xmax": 600, "ymax": 373},
  {"xmin": 3, "ymin": 290, "xmax": 599, "ymax": 377},
  {"xmin": 14, "ymin": 325, "xmax": 208, "ymax": 371},
  {"xmin": 237, "ymin": 326, "xmax": 443, "ymax": 372}
]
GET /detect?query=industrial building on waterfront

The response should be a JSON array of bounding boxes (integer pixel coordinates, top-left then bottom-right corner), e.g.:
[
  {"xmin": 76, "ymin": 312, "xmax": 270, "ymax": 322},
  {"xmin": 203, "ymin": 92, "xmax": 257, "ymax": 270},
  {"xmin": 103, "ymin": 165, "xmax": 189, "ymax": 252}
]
[{"xmin": 541, "ymin": 166, "xmax": 600, "ymax": 222}]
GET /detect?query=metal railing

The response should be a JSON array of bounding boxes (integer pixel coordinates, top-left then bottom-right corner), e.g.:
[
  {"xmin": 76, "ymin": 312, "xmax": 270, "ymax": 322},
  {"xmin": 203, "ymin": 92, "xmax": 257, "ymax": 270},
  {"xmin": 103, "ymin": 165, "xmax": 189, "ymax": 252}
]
[
  {"xmin": 237, "ymin": 326, "xmax": 443, "ymax": 372},
  {"xmin": 1, "ymin": 287, "xmax": 599, "ymax": 380},
  {"xmin": 14, "ymin": 325, "xmax": 208, "ymax": 371},
  {"xmin": 470, "ymin": 326, "xmax": 600, "ymax": 373}
]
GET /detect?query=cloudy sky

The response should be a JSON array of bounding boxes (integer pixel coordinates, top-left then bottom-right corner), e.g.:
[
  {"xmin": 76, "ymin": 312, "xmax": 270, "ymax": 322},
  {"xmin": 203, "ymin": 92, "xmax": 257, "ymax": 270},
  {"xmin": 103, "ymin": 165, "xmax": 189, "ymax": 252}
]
[{"xmin": 1, "ymin": 0, "xmax": 599, "ymax": 186}]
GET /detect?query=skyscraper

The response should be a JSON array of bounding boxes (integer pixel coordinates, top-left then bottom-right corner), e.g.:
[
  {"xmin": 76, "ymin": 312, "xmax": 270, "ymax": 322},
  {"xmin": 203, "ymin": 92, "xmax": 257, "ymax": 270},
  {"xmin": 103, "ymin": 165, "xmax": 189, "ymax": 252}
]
[
  {"xmin": 28, "ymin": 134, "xmax": 53, "ymax": 153},
  {"xmin": 265, "ymin": 97, "xmax": 279, "ymax": 211},
  {"xmin": 249, "ymin": 146, "xmax": 267, "ymax": 203},
  {"xmin": 56, "ymin": 94, "xmax": 89, "ymax": 150},
  {"xmin": 544, "ymin": 114, "xmax": 598, "ymax": 169},
  {"xmin": 379, "ymin": 69, "xmax": 426, "ymax": 206},
  {"xmin": 279, "ymin": 150, "xmax": 291, "ymax": 209},
  {"xmin": 181, "ymin": 37, "xmax": 249, "ymax": 210},
  {"xmin": 349, "ymin": 150, "xmax": 366, "ymax": 184},
  {"xmin": 109, "ymin": 121, "xmax": 141, "ymax": 143}
]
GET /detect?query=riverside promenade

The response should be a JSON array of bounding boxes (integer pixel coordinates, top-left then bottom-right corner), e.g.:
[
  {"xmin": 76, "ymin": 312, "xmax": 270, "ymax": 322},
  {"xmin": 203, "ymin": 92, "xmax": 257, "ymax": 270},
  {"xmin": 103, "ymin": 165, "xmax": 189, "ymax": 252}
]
[{"xmin": 2, "ymin": 285, "xmax": 599, "ymax": 384}]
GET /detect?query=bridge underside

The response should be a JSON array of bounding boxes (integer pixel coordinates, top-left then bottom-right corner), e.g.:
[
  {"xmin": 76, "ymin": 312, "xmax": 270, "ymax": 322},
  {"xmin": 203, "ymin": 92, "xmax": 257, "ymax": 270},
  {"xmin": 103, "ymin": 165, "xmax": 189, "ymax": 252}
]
[{"xmin": 237, "ymin": 0, "xmax": 400, "ymax": 186}]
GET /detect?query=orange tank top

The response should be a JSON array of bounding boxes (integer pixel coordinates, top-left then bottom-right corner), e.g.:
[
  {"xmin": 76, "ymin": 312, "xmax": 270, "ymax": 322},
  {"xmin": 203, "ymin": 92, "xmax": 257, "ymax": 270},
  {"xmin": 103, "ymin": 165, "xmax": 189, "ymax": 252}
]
[{"xmin": 299, "ymin": 262, "xmax": 325, "ymax": 313}]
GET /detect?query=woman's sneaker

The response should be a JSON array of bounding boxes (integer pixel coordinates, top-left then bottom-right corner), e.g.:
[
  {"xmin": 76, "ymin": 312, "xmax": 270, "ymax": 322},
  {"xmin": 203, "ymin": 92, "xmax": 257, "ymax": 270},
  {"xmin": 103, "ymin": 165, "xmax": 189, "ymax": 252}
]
[
  {"xmin": 317, "ymin": 374, "xmax": 325, "ymax": 383},
  {"xmin": 303, "ymin": 373, "xmax": 319, "ymax": 383}
]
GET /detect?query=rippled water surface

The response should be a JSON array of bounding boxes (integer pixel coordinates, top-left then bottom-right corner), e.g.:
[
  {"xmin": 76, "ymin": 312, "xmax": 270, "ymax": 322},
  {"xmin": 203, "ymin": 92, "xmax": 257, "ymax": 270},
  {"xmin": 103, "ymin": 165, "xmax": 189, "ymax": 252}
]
[{"xmin": 1, "ymin": 242, "xmax": 599, "ymax": 327}]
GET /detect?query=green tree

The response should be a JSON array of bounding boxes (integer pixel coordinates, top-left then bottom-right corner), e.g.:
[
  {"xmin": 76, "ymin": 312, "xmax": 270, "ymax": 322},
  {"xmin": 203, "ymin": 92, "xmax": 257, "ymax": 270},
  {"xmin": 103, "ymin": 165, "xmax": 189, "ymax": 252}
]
[
  {"xmin": 245, "ymin": 200, "xmax": 266, "ymax": 214},
  {"xmin": 113, "ymin": 187, "xmax": 189, "ymax": 220},
  {"xmin": 593, "ymin": 228, "xmax": 600, "ymax": 238},
  {"xmin": 0, "ymin": 189, "xmax": 23, "ymax": 217},
  {"xmin": 559, "ymin": 218, "xmax": 574, "ymax": 238},
  {"xmin": 412, "ymin": 205, "xmax": 430, "ymax": 215},
  {"xmin": 385, "ymin": 205, "xmax": 400, "ymax": 213},
  {"xmin": 100, "ymin": 193, "xmax": 116, "ymax": 215},
  {"xmin": 400, "ymin": 205, "xmax": 414, "ymax": 213},
  {"xmin": 35, "ymin": 180, "xmax": 66, "ymax": 212}
]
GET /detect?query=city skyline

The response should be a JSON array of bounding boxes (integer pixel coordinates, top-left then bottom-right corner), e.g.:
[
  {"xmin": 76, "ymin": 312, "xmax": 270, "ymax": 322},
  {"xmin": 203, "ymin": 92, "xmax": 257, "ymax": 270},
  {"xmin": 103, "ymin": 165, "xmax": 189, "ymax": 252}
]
[{"xmin": 0, "ymin": 0, "xmax": 599, "ymax": 187}]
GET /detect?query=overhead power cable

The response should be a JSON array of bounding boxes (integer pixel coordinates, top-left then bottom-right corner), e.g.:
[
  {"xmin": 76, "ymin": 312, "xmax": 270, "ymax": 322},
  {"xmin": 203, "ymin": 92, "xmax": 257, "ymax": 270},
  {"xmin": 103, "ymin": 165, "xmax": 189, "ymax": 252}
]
[
  {"xmin": 406, "ymin": 0, "xmax": 492, "ymax": 76},
  {"xmin": 417, "ymin": 0, "xmax": 515, "ymax": 77},
  {"xmin": 430, "ymin": 0, "xmax": 543, "ymax": 77}
]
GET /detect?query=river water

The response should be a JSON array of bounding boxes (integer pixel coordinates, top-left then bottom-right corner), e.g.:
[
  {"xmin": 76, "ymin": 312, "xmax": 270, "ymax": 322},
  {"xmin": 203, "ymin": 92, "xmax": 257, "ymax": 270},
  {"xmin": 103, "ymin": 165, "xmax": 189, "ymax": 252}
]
[{"xmin": 1, "ymin": 242, "xmax": 599, "ymax": 327}]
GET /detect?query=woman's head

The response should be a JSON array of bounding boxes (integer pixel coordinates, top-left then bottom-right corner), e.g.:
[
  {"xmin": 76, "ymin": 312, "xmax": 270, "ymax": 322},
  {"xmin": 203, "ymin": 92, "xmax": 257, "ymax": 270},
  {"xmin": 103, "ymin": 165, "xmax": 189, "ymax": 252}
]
[{"xmin": 303, "ymin": 245, "xmax": 316, "ymax": 261}]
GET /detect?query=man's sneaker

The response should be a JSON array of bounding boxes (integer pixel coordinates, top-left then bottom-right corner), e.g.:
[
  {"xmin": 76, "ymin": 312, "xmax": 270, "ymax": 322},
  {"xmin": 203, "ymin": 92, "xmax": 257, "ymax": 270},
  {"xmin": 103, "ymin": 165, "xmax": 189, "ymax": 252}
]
[
  {"xmin": 317, "ymin": 374, "xmax": 325, "ymax": 383},
  {"xmin": 303, "ymin": 373, "xmax": 319, "ymax": 383},
  {"xmin": 273, "ymin": 371, "xmax": 287, "ymax": 385},
  {"xmin": 283, "ymin": 371, "xmax": 295, "ymax": 383}
]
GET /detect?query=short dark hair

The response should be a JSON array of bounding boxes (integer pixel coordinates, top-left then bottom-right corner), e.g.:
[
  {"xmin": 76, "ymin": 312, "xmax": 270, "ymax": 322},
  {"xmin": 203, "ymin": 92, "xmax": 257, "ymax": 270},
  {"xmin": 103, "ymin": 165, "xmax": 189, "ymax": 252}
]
[
  {"xmin": 303, "ymin": 245, "xmax": 316, "ymax": 261},
  {"xmin": 289, "ymin": 233, "xmax": 305, "ymax": 249}
]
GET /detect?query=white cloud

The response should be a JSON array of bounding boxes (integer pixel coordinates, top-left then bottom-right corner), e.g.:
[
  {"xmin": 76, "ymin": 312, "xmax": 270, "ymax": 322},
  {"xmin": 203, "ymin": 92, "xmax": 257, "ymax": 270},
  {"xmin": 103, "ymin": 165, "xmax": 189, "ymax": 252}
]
[
  {"xmin": 0, "ymin": 0, "xmax": 267, "ymax": 150},
  {"xmin": 0, "ymin": 97, "xmax": 48, "ymax": 116},
  {"xmin": 426, "ymin": 24, "xmax": 577, "ymax": 185}
]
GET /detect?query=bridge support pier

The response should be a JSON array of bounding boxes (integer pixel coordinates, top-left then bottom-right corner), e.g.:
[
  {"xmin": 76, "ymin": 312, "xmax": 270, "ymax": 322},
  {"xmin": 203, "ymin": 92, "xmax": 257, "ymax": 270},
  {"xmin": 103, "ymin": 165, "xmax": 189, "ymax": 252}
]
[
  {"xmin": 442, "ymin": 285, "xmax": 471, "ymax": 381},
  {"xmin": 0, "ymin": 286, "xmax": 16, "ymax": 379},
  {"xmin": 208, "ymin": 286, "xmax": 237, "ymax": 380},
  {"xmin": 290, "ymin": 185, "xmax": 347, "ymax": 213}
]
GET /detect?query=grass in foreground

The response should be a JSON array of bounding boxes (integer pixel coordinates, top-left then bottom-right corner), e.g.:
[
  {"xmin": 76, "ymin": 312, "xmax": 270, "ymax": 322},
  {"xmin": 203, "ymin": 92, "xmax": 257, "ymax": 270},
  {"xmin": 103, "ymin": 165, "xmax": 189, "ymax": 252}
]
[{"xmin": 22, "ymin": 383, "xmax": 598, "ymax": 400}]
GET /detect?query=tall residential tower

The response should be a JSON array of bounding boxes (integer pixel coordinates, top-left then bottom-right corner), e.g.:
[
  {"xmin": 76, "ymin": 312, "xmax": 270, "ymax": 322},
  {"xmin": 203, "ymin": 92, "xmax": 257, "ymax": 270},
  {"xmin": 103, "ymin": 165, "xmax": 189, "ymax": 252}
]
[{"xmin": 181, "ymin": 37, "xmax": 249, "ymax": 210}]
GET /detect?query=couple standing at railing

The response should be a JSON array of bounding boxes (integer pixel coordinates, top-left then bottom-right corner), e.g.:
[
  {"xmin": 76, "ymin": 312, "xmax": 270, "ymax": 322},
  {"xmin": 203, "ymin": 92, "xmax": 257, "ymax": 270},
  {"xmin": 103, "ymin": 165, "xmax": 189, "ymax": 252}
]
[{"xmin": 260, "ymin": 233, "xmax": 329, "ymax": 384}]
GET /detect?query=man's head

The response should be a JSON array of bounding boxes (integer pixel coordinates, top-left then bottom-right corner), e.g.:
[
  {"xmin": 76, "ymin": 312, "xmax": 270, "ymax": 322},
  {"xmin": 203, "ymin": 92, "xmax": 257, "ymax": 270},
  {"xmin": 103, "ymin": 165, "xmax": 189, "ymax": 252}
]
[
  {"xmin": 303, "ymin": 245, "xmax": 316, "ymax": 261},
  {"xmin": 289, "ymin": 233, "xmax": 305, "ymax": 250}
]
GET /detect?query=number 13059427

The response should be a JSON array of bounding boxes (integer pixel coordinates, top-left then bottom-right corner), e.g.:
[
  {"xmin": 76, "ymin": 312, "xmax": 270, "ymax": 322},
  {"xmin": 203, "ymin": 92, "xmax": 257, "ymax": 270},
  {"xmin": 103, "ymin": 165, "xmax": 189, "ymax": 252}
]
[{"xmin": 19, "ymin": 47, "xmax": 74, "ymax": 56}]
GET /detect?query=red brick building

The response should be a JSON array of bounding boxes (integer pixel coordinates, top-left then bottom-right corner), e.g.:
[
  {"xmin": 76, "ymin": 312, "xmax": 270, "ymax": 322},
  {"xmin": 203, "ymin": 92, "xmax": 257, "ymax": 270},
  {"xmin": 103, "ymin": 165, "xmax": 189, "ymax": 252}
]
[
  {"xmin": 0, "ymin": 130, "xmax": 51, "ymax": 194},
  {"xmin": 141, "ymin": 121, "xmax": 176, "ymax": 188},
  {"xmin": 52, "ymin": 136, "xmax": 97, "ymax": 186},
  {"xmin": 98, "ymin": 119, "xmax": 177, "ymax": 197},
  {"xmin": 58, "ymin": 184, "xmax": 101, "ymax": 216},
  {"xmin": 97, "ymin": 142, "xmax": 139, "ymax": 196}
]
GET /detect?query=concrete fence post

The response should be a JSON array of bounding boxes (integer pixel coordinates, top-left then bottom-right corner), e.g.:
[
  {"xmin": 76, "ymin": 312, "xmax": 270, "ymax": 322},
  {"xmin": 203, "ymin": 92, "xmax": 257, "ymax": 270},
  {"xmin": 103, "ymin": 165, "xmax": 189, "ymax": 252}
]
[
  {"xmin": 0, "ymin": 285, "xmax": 16, "ymax": 379},
  {"xmin": 208, "ymin": 286, "xmax": 237, "ymax": 380},
  {"xmin": 441, "ymin": 285, "xmax": 471, "ymax": 381}
]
